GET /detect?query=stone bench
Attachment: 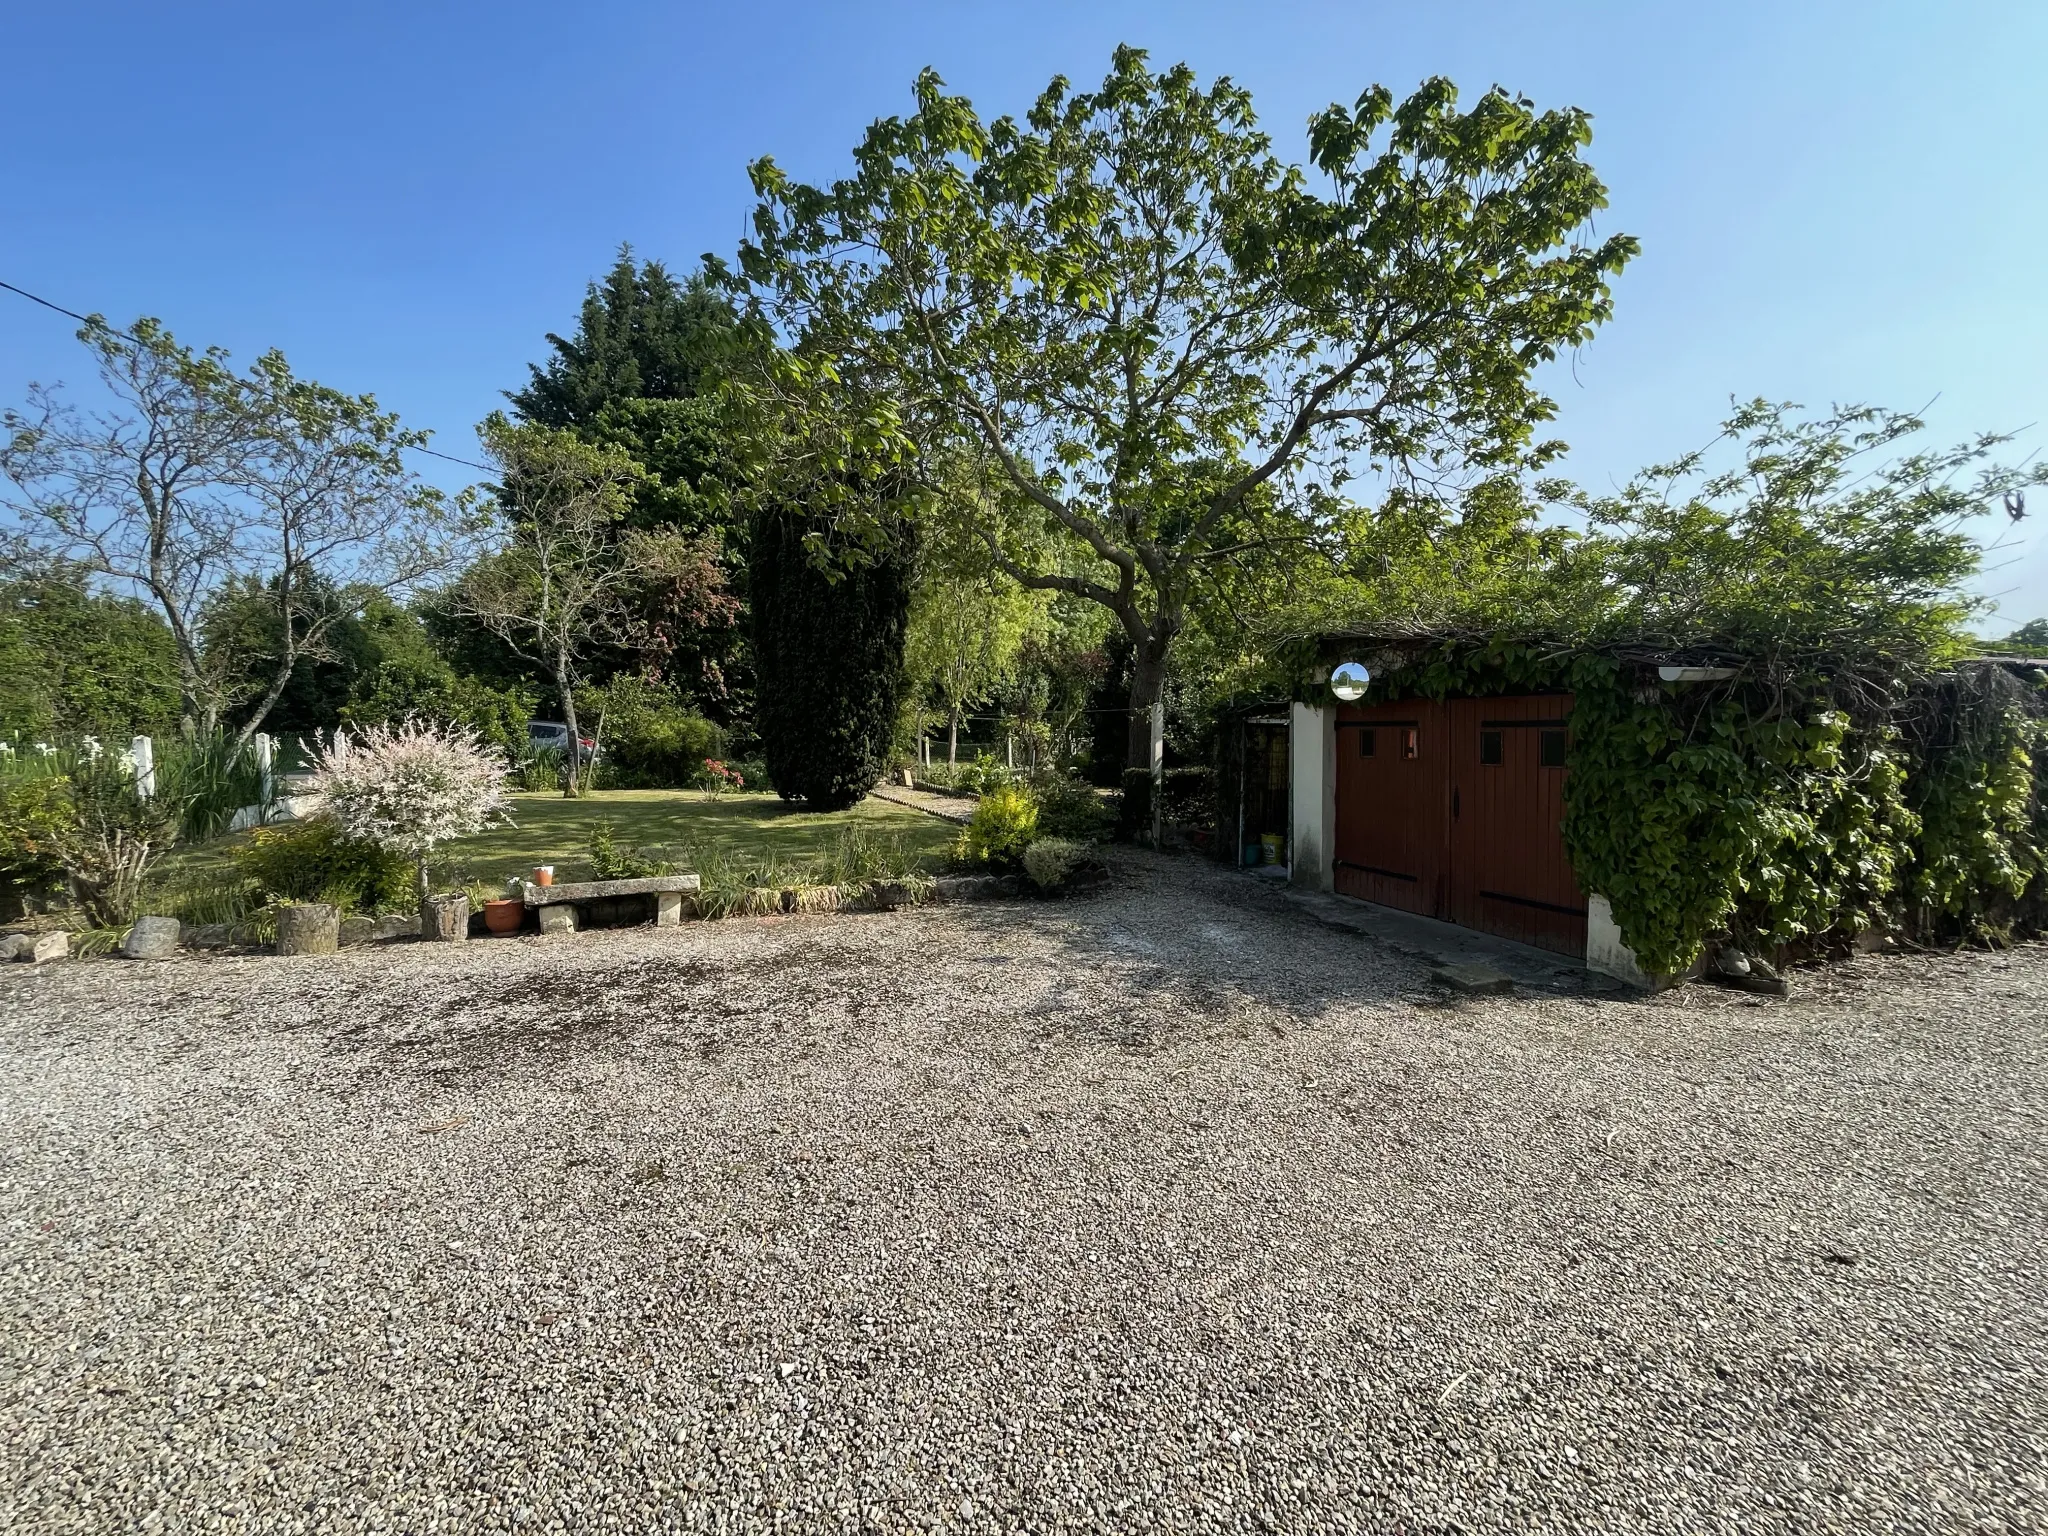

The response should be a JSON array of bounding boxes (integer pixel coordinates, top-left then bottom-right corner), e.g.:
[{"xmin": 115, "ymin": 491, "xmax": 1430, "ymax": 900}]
[{"xmin": 523, "ymin": 874, "xmax": 702, "ymax": 935}]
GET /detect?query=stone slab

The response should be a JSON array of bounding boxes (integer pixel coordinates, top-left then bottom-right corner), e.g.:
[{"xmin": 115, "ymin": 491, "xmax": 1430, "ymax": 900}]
[
  {"xmin": 339, "ymin": 913, "xmax": 421, "ymax": 946},
  {"xmin": 524, "ymin": 874, "xmax": 701, "ymax": 906},
  {"xmin": 538, "ymin": 904, "xmax": 582, "ymax": 936},
  {"xmin": 1432, "ymin": 962, "xmax": 1515, "ymax": 995}
]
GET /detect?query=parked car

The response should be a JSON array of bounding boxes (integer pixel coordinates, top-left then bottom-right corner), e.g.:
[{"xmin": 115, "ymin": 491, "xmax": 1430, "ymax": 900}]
[{"xmin": 527, "ymin": 721, "xmax": 599, "ymax": 763}]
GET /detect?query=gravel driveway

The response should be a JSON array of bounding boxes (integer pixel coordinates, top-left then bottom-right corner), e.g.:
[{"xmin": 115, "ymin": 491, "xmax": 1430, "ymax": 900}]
[{"xmin": 2, "ymin": 853, "xmax": 2042, "ymax": 1534}]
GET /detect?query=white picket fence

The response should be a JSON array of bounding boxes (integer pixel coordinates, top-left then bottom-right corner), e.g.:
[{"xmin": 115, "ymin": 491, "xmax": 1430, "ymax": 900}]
[{"xmin": 123, "ymin": 731, "xmax": 320, "ymax": 830}]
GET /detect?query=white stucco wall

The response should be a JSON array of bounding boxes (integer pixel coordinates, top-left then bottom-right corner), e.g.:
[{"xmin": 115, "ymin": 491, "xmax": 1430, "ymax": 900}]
[{"xmin": 1288, "ymin": 702, "xmax": 1336, "ymax": 891}]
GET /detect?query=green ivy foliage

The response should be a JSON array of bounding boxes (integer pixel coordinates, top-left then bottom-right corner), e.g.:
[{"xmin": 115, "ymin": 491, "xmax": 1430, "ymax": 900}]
[
  {"xmin": 1343, "ymin": 641, "xmax": 2037, "ymax": 976},
  {"xmin": 1905, "ymin": 705, "xmax": 2041, "ymax": 929}
]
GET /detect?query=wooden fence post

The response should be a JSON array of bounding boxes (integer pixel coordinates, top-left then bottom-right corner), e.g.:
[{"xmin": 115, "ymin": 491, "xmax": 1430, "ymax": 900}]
[
  {"xmin": 129, "ymin": 735, "xmax": 155, "ymax": 798},
  {"xmin": 254, "ymin": 732, "xmax": 276, "ymax": 811}
]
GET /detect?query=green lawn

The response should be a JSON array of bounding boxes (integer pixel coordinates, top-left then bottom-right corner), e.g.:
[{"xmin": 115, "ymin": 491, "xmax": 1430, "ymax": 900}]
[
  {"xmin": 161, "ymin": 789, "xmax": 957, "ymax": 889},
  {"xmin": 439, "ymin": 789, "xmax": 955, "ymax": 884}
]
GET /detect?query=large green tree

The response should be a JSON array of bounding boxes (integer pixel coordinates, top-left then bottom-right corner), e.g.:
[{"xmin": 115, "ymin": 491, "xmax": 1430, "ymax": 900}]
[
  {"xmin": 511, "ymin": 250, "xmax": 756, "ymax": 711},
  {"xmin": 731, "ymin": 48, "xmax": 1637, "ymax": 766},
  {"xmin": 1, "ymin": 319, "xmax": 462, "ymax": 746}
]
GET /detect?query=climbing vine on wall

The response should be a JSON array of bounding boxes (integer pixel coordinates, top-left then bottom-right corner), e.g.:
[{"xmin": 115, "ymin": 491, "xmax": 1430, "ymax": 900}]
[
  {"xmin": 1900, "ymin": 673, "xmax": 2045, "ymax": 933},
  {"xmin": 1326, "ymin": 639, "xmax": 2042, "ymax": 977}
]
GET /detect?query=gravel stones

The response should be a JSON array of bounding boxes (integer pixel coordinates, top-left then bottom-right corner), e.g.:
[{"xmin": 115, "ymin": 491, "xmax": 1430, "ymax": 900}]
[
  {"xmin": 120, "ymin": 915, "xmax": 181, "ymax": 960},
  {"xmin": 0, "ymin": 852, "xmax": 2042, "ymax": 1533}
]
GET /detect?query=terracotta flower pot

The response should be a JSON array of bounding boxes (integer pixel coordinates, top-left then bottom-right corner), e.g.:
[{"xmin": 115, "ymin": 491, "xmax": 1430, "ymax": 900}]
[
  {"xmin": 532, "ymin": 865, "xmax": 554, "ymax": 888},
  {"xmin": 483, "ymin": 898, "xmax": 524, "ymax": 936}
]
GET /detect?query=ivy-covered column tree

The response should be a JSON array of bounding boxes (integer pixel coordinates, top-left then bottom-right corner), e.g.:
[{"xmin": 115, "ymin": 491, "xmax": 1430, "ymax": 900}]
[{"xmin": 749, "ymin": 502, "xmax": 916, "ymax": 809}]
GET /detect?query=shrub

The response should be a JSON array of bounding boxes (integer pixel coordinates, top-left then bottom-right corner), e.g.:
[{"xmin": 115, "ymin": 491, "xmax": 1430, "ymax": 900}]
[
  {"xmin": 234, "ymin": 816, "xmax": 414, "ymax": 913},
  {"xmin": 595, "ymin": 679, "xmax": 725, "ymax": 788},
  {"xmin": 56, "ymin": 755, "xmax": 183, "ymax": 927},
  {"xmin": 305, "ymin": 719, "xmax": 512, "ymax": 910},
  {"xmin": 140, "ymin": 869, "xmax": 264, "ymax": 929},
  {"xmin": 153, "ymin": 730, "xmax": 267, "ymax": 842},
  {"xmin": 514, "ymin": 747, "xmax": 563, "ymax": 793},
  {"xmin": 822, "ymin": 822, "xmax": 919, "ymax": 885},
  {"xmin": 693, "ymin": 758, "xmax": 747, "ymax": 794},
  {"xmin": 344, "ymin": 662, "xmax": 535, "ymax": 757},
  {"xmin": 588, "ymin": 818, "xmax": 673, "ymax": 880},
  {"xmin": 751, "ymin": 504, "xmax": 915, "ymax": 809},
  {"xmin": 1031, "ymin": 775, "xmax": 1114, "ymax": 842},
  {"xmin": 0, "ymin": 775, "xmax": 73, "ymax": 891},
  {"xmin": 957, "ymin": 782, "xmax": 1039, "ymax": 867},
  {"xmin": 1023, "ymin": 837, "xmax": 1087, "ymax": 890},
  {"xmin": 961, "ymin": 752, "xmax": 1012, "ymax": 795}
]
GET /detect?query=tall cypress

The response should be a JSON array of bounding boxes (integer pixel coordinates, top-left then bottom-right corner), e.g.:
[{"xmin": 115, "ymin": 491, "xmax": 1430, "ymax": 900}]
[{"xmin": 750, "ymin": 506, "xmax": 914, "ymax": 809}]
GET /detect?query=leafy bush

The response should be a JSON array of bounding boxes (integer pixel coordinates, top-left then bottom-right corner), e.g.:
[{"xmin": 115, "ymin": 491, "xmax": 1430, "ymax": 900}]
[
  {"xmin": 234, "ymin": 816, "xmax": 414, "ymax": 913},
  {"xmin": 751, "ymin": 504, "xmax": 915, "ymax": 809},
  {"xmin": 305, "ymin": 719, "xmax": 512, "ymax": 908},
  {"xmin": 1031, "ymin": 775, "xmax": 1114, "ymax": 842},
  {"xmin": 960, "ymin": 752, "xmax": 1012, "ymax": 795},
  {"xmin": 1023, "ymin": 837, "xmax": 1087, "ymax": 890},
  {"xmin": 56, "ymin": 755, "xmax": 183, "ymax": 927},
  {"xmin": 588, "ymin": 818, "xmax": 674, "ymax": 880},
  {"xmin": 693, "ymin": 758, "xmax": 747, "ymax": 794},
  {"xmin": 593, "ymin": 678, "xmax": 725, "ymax": 788},
  {"xmin": 0, "ymin": 775, "xmax": 73, "ymax": 890},
  {"xmin": 343, "ymin": 661, "xmax": 536, "ymax": 756},
  {"xmin": 956, "ymin": 782, "xmax": 1039, "ymax": 867}
]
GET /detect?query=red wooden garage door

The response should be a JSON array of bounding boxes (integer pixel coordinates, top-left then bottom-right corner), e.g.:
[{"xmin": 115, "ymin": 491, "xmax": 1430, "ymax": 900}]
[
  {"xmin": 1332, "ymin": 702, "xmax": 1446, "ymax": 917},
  {"xmin": 1446, "ymin": 696, "xmax": 1588, "ymax": 955},
  {"xmin": 1333, "ymin": 694, "xmax": 1586, "ymax": 956}
]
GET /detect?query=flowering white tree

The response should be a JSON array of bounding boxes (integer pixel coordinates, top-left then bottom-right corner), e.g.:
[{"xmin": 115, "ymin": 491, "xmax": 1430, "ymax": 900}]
[{"xmin": 305, "ymin": 719, "xmax": 511, "ymax": 914}]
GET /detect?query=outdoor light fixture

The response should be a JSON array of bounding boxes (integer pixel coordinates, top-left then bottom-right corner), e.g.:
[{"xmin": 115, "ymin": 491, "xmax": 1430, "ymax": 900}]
[
  {"xmin": 1329, "ymin": 661, "xmax": 1371, "ymax": 701},
  {"xmin": 1657, "ymin": 666, "xmax": 1740, "ymax": 683}
]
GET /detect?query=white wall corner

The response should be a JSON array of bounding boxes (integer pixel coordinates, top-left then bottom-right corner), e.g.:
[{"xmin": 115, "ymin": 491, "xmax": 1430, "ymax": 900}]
[
  {"xmin": 1289, "ymin": 702, "xmax": 1336, "ymax": 891},
  {"xmin": 1586, "ymin": 894, "xmax": 1656, "ymax": 988}
]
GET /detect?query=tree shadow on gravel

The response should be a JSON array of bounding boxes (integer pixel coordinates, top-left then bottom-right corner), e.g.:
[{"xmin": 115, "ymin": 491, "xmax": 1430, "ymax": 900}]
[{"xmin": 319, "ymin": 948, "xmax": 851, "ymax": 1089}]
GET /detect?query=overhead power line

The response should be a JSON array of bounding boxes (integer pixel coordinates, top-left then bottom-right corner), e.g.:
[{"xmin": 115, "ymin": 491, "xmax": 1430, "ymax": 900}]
[{"xmin": 0, "ymin": 277, "xmax": 494, "ymax": 473}]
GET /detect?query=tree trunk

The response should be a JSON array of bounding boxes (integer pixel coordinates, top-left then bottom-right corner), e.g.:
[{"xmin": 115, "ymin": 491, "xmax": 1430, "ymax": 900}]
[
  {"xmin": 1125, "ymin": 631, "xmax": 1172, "ymax": 770},
  {"xmin": 948, "ymin": 708, "xmax": 959, "ymax": 767},
  {"xmin": 557, "ymin": 661, "xmax": 582, "ymax": 796},
  {"xmin": 233, "ymin": 642, "xmax": 300, "ymax": 755}
]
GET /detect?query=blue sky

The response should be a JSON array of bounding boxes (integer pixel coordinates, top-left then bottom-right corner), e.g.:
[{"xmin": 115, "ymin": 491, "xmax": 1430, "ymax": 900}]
[{"xmin": 5, "ymin": 0, "xmax": 2045, "ymax": 627}]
